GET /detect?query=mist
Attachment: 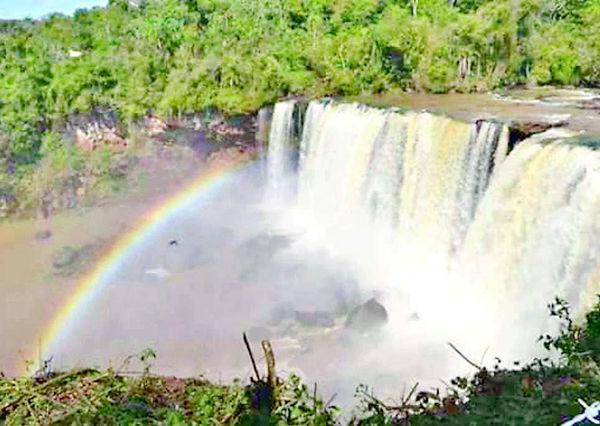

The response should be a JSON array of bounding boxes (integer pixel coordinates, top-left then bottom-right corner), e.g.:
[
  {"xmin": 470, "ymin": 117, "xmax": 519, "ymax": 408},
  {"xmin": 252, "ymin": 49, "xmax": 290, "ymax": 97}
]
[{"xmin": 42, "ymin": 158, "xmax": 539, "ymax": 410}]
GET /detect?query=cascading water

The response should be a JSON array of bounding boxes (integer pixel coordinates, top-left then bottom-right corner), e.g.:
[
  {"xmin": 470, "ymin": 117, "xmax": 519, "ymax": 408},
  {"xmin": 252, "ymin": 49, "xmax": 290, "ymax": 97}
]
[
  {"xmin": 267, "ymin": 99, "xmax": 600, "ymax": 377},
  {"xmin": 295, "ymin": 100, "xmax": 509, "ymax": 257},
  {"xmin": 459, "ymin": 131, "xmax": 600, "ymax": 355},
  {"xmin": 267, "ymin": 100, "xmax": 297, "ymax": 201}
]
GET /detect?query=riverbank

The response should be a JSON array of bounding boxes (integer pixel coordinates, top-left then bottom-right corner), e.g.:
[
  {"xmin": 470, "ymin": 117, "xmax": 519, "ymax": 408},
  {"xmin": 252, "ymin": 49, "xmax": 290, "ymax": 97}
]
[{"xmin": 0, "ymin": 110, "xmax": 259, "ymax": 221}]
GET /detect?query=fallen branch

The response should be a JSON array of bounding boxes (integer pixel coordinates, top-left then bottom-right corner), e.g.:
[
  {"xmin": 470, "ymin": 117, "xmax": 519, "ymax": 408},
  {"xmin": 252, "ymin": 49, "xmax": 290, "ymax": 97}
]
[
  {"xmin": 243, "ymin": 332, "xmax": 261, "ymax": 382},
  {"xmin": 403, "ymin": 382, "xmax": 419, "ymax": 405},
  {"xmin": 447, "ymin": 342, "xmax": 481, "ymax": 370},
  {"xmin": 261, "ymin": 340, "xmax": 276, "ymax": 389}
]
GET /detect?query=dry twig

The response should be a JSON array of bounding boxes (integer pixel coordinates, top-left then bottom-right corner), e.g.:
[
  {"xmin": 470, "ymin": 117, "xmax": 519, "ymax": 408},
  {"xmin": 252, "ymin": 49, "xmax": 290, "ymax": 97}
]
[
  {"xmin": 447, "ymin": 342, "xmax": 482, "ymax": 370},
  {"xmin": 243, "ymin": 332, "xmax": 261, "ymax": 381}
]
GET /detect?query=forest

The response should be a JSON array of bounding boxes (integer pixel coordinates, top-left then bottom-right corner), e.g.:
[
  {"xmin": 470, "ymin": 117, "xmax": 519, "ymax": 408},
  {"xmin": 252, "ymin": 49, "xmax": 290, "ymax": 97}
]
[{"xmin": 0, "ymin": 0, "xmax": 599, "ymax": 213}]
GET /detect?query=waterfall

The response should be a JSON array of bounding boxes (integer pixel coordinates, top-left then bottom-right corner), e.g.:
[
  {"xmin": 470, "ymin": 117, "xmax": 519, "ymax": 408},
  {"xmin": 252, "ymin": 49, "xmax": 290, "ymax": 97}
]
[
  {"xmin": 460, "ymin": 131, "xmax": 600, "ymax": 318},
  {"xmin": 256, "ymin": 105, "xmax": 273, "ymax": 154},
  {"xmin": 267, "ymin": 100, "xmax": 297, "ymax": 200},
  {"xmin": 295, "ymin": 101, "xmax": 508, "ymax": 255},
  {"xmin": 266, "ymin": 99, "xmax": 600, "ymax": 365}
]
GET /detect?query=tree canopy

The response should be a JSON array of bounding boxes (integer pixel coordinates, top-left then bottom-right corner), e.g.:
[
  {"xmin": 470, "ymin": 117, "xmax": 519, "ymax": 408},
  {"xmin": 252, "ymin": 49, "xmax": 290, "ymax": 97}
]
[{"xmin": 1, "ymin": 0, "xmax": 600, "ymax": 171}]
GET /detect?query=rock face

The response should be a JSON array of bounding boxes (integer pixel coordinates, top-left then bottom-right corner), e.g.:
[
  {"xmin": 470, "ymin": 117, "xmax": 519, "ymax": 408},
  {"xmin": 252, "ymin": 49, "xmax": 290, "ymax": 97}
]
[
  {"xmin": 145, "ymin": 116, "xmax": 168, "ymax": 135},
  {"xmin": 345, "ymin": 298, "xmax": 388, "ymax": 332},
  {"xmin": 68, "ymin": 112, "xmax": 127, "ymax": 152}
]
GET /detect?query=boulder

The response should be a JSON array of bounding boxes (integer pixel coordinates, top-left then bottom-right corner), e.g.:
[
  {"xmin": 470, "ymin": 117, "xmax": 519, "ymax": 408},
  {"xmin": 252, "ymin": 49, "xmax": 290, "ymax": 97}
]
[
  {"xmin": 52, "ymin": 246, "xmax": 79, "ymax": 269},
  {"xmin": 345, "ymin": 298, "xmax": 388, "ymax": 332},
  {"xmin": 34, "ymin": 230, "xmax": 52, "ymax": 241}
]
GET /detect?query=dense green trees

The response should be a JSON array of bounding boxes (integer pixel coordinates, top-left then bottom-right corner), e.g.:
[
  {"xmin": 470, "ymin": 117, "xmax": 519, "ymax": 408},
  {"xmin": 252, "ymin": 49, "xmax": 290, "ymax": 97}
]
[{"xmin": 1, "ymin": 0, "xmax": 600, "ymax": 182}]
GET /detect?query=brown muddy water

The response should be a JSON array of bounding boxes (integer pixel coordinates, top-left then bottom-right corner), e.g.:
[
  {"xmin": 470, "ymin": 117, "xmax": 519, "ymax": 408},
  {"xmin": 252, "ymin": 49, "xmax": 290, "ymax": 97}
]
[
  {"xmin": 349, "ymin": 87, "xmax": 600, "ymax": 135},
  {"xmin": 0, "ymin": 199, "xmax": 148, "ymax": 374},
  {"xmin": 0, "ymin": 153, "xmax": 206, "ymax": 376}
]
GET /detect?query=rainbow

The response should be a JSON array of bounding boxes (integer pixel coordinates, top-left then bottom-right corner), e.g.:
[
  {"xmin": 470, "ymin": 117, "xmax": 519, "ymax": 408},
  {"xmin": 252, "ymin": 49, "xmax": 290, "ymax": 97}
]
[{"xmin": 26, "ymin": 159, "xmax": 255, "ymax": 375}]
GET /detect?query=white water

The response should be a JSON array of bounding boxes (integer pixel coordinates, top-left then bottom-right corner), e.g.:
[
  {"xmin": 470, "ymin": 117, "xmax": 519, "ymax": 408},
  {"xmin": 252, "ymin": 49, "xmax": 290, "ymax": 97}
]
[
  {"xmin": 460, "ymin": 133, "xmax": 600, "ymax": 355},
  {"xmin": 297, "ymin": 102, "xmax": 508, "ymax": 257},
  {"xmin": 268, "ymin": 100, "xmax": 600, "ymax": 380},
  {"xmin": 267, "ymin": 100, "xmax": 297, "ymax": 201}
]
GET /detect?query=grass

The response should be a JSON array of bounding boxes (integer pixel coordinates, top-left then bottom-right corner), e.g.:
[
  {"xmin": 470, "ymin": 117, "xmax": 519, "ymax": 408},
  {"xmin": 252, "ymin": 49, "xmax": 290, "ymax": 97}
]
[
  {"xmin": 2, "ymin": 353, "xmax": 595, "ymax": 425},
  {"xmin": 3, "ymin": 295, "xmax": 600, "ymax": 424},
  {"xmin": 0, "ymin": 347, "xmax": 337, "ymax": 425}
]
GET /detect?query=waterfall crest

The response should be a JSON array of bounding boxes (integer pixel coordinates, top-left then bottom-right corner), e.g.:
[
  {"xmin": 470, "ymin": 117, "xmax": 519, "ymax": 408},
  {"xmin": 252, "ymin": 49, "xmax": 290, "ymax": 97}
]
[{"xmin": 267, "ymin": 100, "xmax": 297, "ymax": 200}]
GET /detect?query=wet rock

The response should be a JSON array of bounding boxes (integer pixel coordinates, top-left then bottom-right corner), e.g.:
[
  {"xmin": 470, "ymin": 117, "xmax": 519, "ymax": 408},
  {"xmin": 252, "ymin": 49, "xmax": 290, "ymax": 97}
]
[
  {"xmin": 511, "ymin": 120, "xmax": 563, "ymax": 135},
  {"xmin": 345, "ymin": 298, "xmax": 388, "ymax": 332},
  {"xmin": 51, "ymin": 241, "xmax": 105, "ymax": 276},
  {"xmin": 52, "ymin": 246, "xmax": 79, "ymax": 269},
  {"xmin": 240, "ymin": 234, "xmax": 292, "ymax": 258},
  {"xmin": 239, "ymin": 234, "xmax": 293, "ymax": 282},
  {"xmin": 294, "ymin": 310, "xmax": 334, "ymax": 328},
  {"xmin": 34, "ymin": 230, "xmax": 52, "ymax": 240},
  {"xmin": 508, "ymin": 118, "xmax": 570, "ymax": 149}
]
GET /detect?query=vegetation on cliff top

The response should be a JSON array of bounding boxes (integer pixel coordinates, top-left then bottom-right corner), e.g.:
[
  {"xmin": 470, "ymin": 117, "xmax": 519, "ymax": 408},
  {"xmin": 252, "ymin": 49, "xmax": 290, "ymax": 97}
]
[{"xmin": 2, "ymin": 0, "xmax": 600, "ymax": 177}]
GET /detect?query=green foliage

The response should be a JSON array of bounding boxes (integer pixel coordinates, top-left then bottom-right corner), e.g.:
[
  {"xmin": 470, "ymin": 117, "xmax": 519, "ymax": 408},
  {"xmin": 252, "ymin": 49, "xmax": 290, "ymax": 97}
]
[
  {"xmin": 0, "ymin": 0, "xmax": 597, "ymax": 123},
  {"xmin": 0, "ymin": 0, "xmax": 599, "ymax": 209},
  {"xmin": 0, "ymin": 351, "xmax": 337, "ymax": 425},
  {"xmin": 540, "ymin": 296, "xmax": 600, "ymax": 367}
]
